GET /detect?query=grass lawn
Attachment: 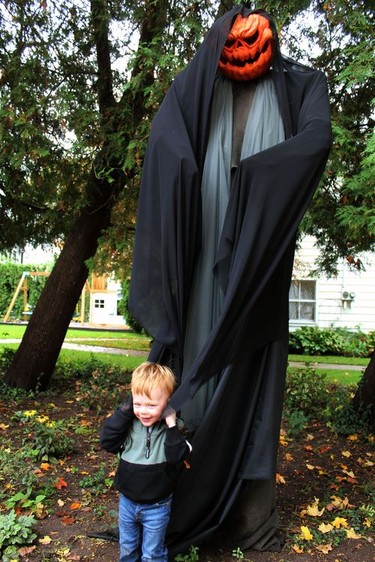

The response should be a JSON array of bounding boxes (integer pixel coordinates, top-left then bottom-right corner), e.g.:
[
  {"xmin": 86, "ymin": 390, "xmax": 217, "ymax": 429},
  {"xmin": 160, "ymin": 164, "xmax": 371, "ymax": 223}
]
[{"xmin": 1, "ymin": 323, "xmax": 369, "ymax": 385}]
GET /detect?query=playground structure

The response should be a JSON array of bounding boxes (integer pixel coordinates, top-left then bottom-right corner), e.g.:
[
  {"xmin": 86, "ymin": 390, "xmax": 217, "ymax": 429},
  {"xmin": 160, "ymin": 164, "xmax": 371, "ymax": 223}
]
[{"xmin": 2, "ymin": 272, "xmax": 113, "ymax": 325}]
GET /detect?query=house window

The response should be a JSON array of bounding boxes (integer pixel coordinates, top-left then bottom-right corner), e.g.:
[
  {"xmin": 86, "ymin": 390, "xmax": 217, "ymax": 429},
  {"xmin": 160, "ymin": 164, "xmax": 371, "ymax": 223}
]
[
  {"xmin": 94, "ymin": 299, "xmax": 105, "ymax": 309},
  {"xmin": 289, "ymin": 280, "xmax": 316, "ymax": 322}
]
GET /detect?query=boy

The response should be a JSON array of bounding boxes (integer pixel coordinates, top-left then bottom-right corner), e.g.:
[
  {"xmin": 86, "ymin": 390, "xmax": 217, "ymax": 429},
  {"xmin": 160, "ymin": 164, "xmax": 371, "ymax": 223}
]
[{"xmin": 100, "ymin": 362, "xmax": 191, "ymax": 562}]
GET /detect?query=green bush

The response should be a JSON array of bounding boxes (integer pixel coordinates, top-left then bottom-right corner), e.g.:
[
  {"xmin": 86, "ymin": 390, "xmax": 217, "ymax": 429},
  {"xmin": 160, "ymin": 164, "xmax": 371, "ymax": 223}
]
[
  {"xmin": 289, "ymin": 326, "xmax": 375, "ymax": 357},
  {"xmin": 285, "ymin": 365, "xmax": 329, "ymax": 417}
]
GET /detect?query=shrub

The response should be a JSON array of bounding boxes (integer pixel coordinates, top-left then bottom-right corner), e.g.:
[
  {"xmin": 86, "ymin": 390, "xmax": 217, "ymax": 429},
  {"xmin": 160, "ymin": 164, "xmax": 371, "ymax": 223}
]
[
  {"xmin": 13, "ymin": 410, "xmax": 74, "ymax": 460},
  {"xmin": 285, "ymin": 365, "xmax": 329, "ymax": 417},
  {"xmin": 289, "ymin": 326, "xmax": 375, "ymax": 357}
]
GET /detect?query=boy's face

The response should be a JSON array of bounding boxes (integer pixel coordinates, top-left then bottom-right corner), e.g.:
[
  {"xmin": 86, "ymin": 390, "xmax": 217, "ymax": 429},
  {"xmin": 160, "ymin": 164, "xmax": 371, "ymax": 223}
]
[{"xmin": 132, "ymin": 387, "xmax": 169, "ymax": 427}]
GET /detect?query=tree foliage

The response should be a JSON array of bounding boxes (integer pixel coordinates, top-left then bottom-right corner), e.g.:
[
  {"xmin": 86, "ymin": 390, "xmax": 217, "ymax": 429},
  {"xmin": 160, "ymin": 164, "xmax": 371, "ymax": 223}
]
[{"xmin": 0, "ymin": 0, "xmax": 374, "ymax": 392}]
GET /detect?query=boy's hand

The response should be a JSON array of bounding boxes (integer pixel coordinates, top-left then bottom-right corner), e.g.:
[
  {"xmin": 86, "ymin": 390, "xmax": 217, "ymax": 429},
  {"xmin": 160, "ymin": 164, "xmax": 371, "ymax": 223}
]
[
  {"xmin": 119, "ymin": 397, "xmax": 134, "ymax": 415},
  {"xmin": 162, "ymin": 404, "xmax": 177, "ymax": 428}
]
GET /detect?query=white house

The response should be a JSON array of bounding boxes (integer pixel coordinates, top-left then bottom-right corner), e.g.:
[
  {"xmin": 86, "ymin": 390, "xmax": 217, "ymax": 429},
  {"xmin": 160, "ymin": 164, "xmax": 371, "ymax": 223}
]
[
  {"xmin": 290, "ymin": 236, "xmax": 375, "ymax": 333},
  {"xmin": 4, "ymin": 239, "xmax": 375, "ymax": 331}
]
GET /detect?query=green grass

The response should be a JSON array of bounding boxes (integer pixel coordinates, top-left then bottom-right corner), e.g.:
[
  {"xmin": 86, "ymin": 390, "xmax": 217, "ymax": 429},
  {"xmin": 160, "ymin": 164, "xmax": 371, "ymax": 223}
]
[
  {"xmin": 1, "ymin": 323, "xmax": 369, "ymax": 386},
  {"xmin": 289, "ymin": 354, "xmax": 369, "ymax": 366}
]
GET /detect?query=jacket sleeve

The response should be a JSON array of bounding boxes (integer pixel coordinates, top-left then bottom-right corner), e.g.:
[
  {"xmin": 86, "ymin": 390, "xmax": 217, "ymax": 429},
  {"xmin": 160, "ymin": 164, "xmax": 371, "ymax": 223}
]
[
  {"xmin": 164, "ymin": 425, "xmax": 192, "ymax": 464},
  {"xmin": 100, "ymin": 400, "xmax": 135, "ymax": 455}
]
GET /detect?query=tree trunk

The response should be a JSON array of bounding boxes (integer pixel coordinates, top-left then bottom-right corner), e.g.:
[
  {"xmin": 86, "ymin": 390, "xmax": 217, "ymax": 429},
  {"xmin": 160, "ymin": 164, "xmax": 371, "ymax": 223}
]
[
  {"xmin": 4, "ymin": 171, "xmax": 115, "ymax": 390},
  {"xmin": 352, "ymin": 352, "xmax": 375, "ymax": 429},
  {"xmin": 3, "ymin": 0, "xmax": 169, "ymax": 391}
]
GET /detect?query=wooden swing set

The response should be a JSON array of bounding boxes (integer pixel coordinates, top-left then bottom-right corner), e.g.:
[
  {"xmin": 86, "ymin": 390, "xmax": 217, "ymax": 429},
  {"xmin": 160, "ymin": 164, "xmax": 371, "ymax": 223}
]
[{"xmin": 2, "ymin": 271, "xmax": 90, "ymax": 323}]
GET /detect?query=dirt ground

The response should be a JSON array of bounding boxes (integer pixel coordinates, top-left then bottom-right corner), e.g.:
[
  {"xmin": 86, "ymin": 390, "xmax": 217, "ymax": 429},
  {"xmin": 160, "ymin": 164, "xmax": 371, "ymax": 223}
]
[{"xmin": 1, "ymin": 389, "xmax": 374, "ymax": 562}]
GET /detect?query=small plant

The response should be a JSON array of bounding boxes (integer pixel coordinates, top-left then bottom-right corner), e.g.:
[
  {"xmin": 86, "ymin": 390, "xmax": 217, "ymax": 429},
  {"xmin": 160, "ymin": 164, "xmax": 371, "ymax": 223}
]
[
  {"xmin": 0, "ymin": 509, "xmax": 37, "ymax": 554},
  {"xmin": 5, "ymin": 488, "xmax": 46, "ymax": 517},
  {"xmin": 14, "ymin": 410, "xmax": 74, "ymax": 460},
  {"xmin": 232, "ymin": 546, "xmax": 244, "ymax": 559},
  {"xmin": 285, "ymin": 365, "xmax": 329, "ymax": 419},
  {"xmin": 79, "ymin": 465, "xmax": 113, "ymax": 495},
  {"xmin": 174, "ymin": 545, "xmax": 200, "ymax": 561}
]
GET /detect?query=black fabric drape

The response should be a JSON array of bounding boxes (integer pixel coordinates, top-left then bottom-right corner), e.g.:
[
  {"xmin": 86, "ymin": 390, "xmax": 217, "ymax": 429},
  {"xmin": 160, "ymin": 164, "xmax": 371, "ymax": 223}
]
[{"xmin": 129, "ymin": 4, "xmax": 332, "ymax": 555}]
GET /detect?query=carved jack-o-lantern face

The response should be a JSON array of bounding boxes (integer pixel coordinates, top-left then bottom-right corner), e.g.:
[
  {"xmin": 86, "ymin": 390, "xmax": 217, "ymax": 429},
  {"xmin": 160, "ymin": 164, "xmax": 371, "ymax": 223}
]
[{"xmin": 218, "ymin": 13, "xmax": 274, "ymax": 81}]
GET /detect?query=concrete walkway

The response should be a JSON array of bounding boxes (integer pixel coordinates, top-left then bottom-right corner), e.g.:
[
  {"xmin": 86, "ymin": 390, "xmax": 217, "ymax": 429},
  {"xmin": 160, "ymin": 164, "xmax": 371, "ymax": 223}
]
[{"xmin": 0, "ymin": 339, "xmax": 365, "ymax": 369}]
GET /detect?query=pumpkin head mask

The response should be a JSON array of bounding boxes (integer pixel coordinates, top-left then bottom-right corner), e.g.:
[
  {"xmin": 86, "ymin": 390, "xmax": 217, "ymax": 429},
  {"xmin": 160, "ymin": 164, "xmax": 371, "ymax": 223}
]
[{"xmin": 218, "ymin": 13, "xmax": 275, "ymax": 81}]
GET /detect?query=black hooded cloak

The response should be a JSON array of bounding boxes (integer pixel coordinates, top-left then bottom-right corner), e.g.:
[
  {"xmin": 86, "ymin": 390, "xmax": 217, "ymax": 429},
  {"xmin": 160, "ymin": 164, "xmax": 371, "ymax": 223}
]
[{"xmin": 129, "ymin": 4, "xmax": 332, "ymax": 556}]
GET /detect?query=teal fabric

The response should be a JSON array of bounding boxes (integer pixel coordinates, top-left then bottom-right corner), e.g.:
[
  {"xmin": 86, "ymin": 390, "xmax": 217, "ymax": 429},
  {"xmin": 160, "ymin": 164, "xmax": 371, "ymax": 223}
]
[
  {"xmin": 120, "ymin": 420, "xmax": 167, "ymax": 465},
  {"xmin": 181, "ymin": 74, "xmax": 285, "ymax": 430}
]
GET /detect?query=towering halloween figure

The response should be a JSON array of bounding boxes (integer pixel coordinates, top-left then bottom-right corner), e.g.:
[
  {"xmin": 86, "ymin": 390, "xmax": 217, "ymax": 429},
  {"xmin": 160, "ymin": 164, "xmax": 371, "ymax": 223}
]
[{"xmin": 129, "ymin": 5, "xmax": 332, "ymax": 557}]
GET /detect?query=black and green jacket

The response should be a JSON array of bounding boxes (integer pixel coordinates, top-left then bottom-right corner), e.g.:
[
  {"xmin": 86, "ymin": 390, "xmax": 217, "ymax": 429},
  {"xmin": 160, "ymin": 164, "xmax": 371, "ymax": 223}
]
[{"xmin": 100, "ymin": 403, "xmax": 191, "ymax": 503}]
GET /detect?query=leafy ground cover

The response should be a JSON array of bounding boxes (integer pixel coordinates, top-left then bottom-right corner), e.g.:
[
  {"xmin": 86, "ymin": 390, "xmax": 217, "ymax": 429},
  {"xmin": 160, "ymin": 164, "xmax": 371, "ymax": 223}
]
[{"xmin": 0, "ymin": 352, "xmax": 373, "ymax": 562}]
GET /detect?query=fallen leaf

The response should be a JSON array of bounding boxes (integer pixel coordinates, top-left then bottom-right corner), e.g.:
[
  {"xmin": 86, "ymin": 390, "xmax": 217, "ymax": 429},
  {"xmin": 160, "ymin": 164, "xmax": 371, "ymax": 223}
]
[
  {"xmin": 319, "ymin": 523, "xmax": 334, "ymax": 533},
  {"xmin": 61, "ymin": 515, "xmax": 76, "ymax": 525},
  {"xmin": 292, "ymin": 544, "xmax": 304, "ymax": 553},
  {"xmin": 0, "ymin": 423, "xmax": 9, "ymax": 430},
  {"xmin": 342, "ymin": 469, "xmax": 356, "ymax": 478},
  {"xmin": 300, "ymin": 526, "xmax": 313, "ymax": 541},
  {"xmin": 304, "ymin": 445, "xmax": 314, "ymax": 451},
  {"xmin": 341, "ymin": 450, "xmax": 351, "ymax": 458},
  {"xmin": 315, "ymin": 543, "xmax": 333, "ymax": 554},
  {"xmin": 18, "ymin": 545, "xmax": 36, "ymax": 555},
  {"xmin": 346, "ymin": 434, "xmax": 358, "ymax": 441},
  {"xmin": 327, "ymin": 496, "xmax": 350, "ymax": 511},
  {"xmin": 306, "ymin": 464, "xmax": 315, "ymax": 470},
  {"xmin": 40, "ymin": 462, "xmax": 51, "ymax": 471},
  {"xmin": 39, "ymin": 536, "xmax": 52, "ymax": 545},
  {"xmin": 285, "ymin": 452, "xmax": 294, "ymax": 462},
  {"xmin": 54, "ymin": 477, "xmax": 68, "ymax": 490},
  {"xmin": 276, "ymin": 473, "xmax": 286, "ymax": 484},
  {"xmin": 332, "ymin": 517, "xmax": 348, "ymax": 529},
  {"xmin": 305, "ymin": 433, "xmax": 315, "ymax": 441},
  {"xmin": 58, "ymin": 499, "xmax": 65, "ymax": 507},
  {"xmin": 301, "ymin": 498, "xmax": 325, "ymax": 517},
  {"xmin": 346, "ymin": 528, "xmax": 362, "ymax": 539},
  {"xmin": 70, "ymin": 502, "xmax": 82, "ymax": 510}
]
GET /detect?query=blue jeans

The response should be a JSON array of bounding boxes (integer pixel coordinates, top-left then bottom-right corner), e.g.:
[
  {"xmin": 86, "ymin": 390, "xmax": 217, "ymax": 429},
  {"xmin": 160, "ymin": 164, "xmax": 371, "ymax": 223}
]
[{"xmin": 118, "ymin": 493, "xmax": 172, "ymax": 562}]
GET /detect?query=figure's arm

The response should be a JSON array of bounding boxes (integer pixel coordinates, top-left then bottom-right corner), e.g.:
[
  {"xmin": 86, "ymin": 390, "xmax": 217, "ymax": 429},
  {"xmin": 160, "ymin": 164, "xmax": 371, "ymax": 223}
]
[{"xmin": 100, "ymin": 398, "xmax": 135, "ymax": 454}]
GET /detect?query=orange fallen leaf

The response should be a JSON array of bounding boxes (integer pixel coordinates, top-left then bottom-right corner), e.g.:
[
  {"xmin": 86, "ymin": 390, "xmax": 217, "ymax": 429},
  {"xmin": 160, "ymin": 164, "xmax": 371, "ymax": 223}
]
[
  {"xmin": 54, "ymin": 477, "xmax": 68, "ymax": 490},
  {"xmin": 40, "ymin": 462, "xmax": 51, "ymax": 471},
  {"xmin": 61, "ymin": 515, "xmax": 76, "ymax": 525},
  {"xmin": 70, "ymin": 502, "xmax": 82, "ymax": 510},
  {"xmin": 276, "ymin": 473, "xmax": 286, "ymax": 484},
  {"xmin": 292, "ymin": 544, "xmax": 304, "ymax": 553}
]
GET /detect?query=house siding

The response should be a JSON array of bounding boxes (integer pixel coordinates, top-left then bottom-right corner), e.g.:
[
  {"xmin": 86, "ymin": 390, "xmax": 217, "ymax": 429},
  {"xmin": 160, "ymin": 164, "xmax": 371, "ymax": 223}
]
[{"xmin": 291, "ymin": 236, "xmax": 375, "ymax": 333}]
